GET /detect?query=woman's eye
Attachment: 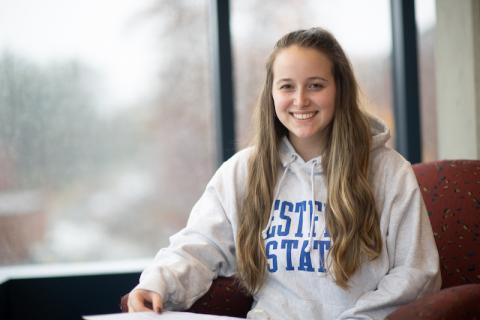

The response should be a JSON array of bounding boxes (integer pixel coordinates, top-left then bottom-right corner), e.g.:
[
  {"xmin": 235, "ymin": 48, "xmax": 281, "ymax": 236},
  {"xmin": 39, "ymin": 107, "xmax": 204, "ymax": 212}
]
[
  {"xmin": 309, "ymin": 83, "xmax": 324, "ymax": 89},
  {"xmin": 280, "ymin": 84, "xmax": 293, "ymax": 90}
]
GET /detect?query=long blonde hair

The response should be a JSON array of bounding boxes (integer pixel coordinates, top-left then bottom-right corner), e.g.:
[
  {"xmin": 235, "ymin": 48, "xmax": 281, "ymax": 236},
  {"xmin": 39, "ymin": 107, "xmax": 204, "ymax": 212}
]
[{"xmin": 236, "ymin": 28, "xmax": 382, "ymax": 293}]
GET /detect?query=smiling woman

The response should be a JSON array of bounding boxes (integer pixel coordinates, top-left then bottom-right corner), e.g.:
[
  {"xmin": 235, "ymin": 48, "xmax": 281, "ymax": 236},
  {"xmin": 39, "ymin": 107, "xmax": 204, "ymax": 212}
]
[
  {"xmin": 271, "ymin": 45, "xmax": 336, "ymax": 161},
  {"xmin": 0, "ymin": 0, "xmax": 214, "ymax": 266}
]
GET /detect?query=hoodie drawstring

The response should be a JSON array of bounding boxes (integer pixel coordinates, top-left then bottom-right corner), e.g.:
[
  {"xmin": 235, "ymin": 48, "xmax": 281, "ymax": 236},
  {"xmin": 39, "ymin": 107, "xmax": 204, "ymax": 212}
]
[
  {"xmin": 305, "ymin": 160, "xmax": 317, "ymax": 252},
  {"xmin": 262, "ymin": 154, "xmax": 297, "ymax": 240}
]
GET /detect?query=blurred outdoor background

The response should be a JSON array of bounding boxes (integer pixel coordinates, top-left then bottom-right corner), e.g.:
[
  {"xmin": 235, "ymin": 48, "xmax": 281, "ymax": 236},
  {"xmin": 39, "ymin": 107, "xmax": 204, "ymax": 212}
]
[{"xmin": 0, "ymin": 0, "xmax": 436, "ymax": 266}]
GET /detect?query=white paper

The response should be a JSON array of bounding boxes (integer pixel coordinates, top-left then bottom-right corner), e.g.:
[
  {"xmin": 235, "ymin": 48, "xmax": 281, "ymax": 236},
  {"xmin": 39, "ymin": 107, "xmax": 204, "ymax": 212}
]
[{"xmin": 83, "ymin": 311, "xmax": 244, "ymax": 320}]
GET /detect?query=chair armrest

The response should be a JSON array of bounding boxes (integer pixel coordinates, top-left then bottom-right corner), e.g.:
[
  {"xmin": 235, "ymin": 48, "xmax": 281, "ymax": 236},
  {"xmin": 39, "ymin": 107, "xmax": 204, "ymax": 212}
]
[
  {"xmin": 386, "ymin": 284, "xmax": 480, "ymax": 320},
  {"xmin": 187, "ymin": 277, "xmax": 253, "ymax": 317},
  {"xmin": 120, "ymin": 277, "xmax": 253, "ymax": 317}
]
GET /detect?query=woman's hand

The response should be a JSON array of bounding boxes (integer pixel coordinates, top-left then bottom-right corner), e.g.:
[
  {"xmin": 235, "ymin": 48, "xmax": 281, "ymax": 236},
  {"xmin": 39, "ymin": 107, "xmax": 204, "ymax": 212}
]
[{"xmin": 128, "ymin": 289, "xmax": 163, "ymax": 313}]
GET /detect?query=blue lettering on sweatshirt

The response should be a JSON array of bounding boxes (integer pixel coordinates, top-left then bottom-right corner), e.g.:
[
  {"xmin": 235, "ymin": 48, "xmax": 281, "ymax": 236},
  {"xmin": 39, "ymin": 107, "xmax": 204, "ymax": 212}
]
[
  {"xmin": 313, "ymin": 239, "xmax": 331, "ymax": 272},
  {"xmin": 266, "ymin": 240, "xmax": 278, "ymax": 272},
  {"xmin": 277, "ymin": 201, "xmax": 293, "ymax": 236},
  {"xmin": 265, "ymin": 199, "xmax": 331, "ymax": 274},
  {"xmin": 294, "ymin": 201, "xmax": 306, "ymax": 237},
  {"xmin": 298, "ymin": 240, "xmax": 315, "ymax": 271},
  {"xmin": 307, "ymin": 200, "xmax": 322, "ymax": 237},
  {"xmin": 281, "ymin": 239, "xmax": 299, "ymax": 270}
]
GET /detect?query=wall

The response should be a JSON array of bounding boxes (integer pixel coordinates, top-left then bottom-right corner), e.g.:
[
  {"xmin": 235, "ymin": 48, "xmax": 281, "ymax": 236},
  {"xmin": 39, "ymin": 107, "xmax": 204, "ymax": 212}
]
[{"xmin": 436, "ymin": 0, "xmax": 480, "ymax": 159}]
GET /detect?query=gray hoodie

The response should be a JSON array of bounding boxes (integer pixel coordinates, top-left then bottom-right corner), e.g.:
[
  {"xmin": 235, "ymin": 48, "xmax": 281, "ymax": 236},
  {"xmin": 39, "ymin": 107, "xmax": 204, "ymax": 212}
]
[{"xmin": 135, "ymin": 116, "xmax": 441, "ymax": 319}]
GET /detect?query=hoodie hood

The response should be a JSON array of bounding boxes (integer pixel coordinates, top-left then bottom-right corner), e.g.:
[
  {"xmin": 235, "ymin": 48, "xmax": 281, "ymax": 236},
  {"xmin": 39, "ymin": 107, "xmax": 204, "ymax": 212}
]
[{"xmin": 368, "ymin": 114, "xmax": 391, "ymax": 150}]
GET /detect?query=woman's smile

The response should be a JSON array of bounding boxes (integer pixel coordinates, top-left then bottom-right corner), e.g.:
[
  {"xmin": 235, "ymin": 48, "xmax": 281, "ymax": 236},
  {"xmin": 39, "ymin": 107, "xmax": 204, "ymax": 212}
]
[{"xmin": 290, "ymin": 111, "xmax": 318, "ymax": 120}]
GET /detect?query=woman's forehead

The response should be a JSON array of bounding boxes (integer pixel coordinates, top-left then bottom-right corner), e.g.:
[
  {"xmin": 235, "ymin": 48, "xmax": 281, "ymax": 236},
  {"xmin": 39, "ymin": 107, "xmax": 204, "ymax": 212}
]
[{"xmin": 272, "ymin": 46, "xmax": 333, "ymax": 79}]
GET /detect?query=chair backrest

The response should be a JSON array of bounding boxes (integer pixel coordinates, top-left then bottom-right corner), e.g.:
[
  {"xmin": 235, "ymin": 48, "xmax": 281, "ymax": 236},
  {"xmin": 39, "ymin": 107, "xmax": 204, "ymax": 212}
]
[{"xmin": 412, "ymin": 160, "xmax": 480, "ymax": 289}]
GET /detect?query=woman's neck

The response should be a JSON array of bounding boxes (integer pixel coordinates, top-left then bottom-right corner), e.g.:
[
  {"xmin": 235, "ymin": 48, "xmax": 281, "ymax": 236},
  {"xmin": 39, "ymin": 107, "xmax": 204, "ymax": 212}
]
[{"xmin": 288, "ymin": 134, "xmax": 326, "ymax": 162}]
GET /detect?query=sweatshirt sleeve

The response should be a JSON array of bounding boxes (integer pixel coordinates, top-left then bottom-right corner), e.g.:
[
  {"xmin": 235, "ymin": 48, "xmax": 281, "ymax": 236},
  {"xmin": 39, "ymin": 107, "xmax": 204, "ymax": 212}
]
[
  {"xmin": 133, "ymin": 157, "xmax": 243, "ymax": 310},
  {"xmin": 337, "ymin": 159, "xmax": 442, "ymax": 320}
]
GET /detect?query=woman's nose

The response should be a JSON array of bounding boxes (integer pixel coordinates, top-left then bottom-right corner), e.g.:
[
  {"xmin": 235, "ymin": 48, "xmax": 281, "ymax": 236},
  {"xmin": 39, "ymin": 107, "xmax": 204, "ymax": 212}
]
[{"xmin": 294, "ymin": 89, "xmax": 309, "ymax": 107}]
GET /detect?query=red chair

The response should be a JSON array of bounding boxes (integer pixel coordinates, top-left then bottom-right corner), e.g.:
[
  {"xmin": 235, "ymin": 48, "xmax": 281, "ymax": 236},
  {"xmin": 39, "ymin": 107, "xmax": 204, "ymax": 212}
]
[
  {"xmin": 387, "ymin": 160, "xmax": 480, "ymax": 319},
  {"xmin": 121, "ymin": 160, "xmax": 480, "ymax": 319}
]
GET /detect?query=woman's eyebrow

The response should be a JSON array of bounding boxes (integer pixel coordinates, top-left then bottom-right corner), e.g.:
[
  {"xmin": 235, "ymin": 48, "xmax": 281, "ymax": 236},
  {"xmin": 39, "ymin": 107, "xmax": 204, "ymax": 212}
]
[
  {"xmin": 307, "ymin": 76, "xmax": 328, "ymax": 82},
  {"xmin": 275, "ymin": 78, "xmax": 292, "ymax": 84},
  {"xmin": 274, "ymin": 76, "xmax": 329, "ymax": 85}
]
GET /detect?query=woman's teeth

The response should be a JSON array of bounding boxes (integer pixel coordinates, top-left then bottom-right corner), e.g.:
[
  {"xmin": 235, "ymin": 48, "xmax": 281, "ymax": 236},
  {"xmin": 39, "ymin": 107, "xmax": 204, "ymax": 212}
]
[{"xmin": 292, "ymin": 112, "xmax": 316, "ymax": 120}]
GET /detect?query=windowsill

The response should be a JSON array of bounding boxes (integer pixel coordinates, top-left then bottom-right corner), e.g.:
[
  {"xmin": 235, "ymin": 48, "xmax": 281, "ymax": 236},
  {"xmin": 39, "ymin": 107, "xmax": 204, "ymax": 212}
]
[{"xmin": 0, "ymin": 258, "xmax": 149, "ymax": 284}]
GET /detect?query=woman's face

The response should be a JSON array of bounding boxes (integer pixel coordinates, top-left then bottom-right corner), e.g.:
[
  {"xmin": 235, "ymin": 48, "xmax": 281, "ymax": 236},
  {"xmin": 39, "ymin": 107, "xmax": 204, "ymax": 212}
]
[{"xmin": 271, "ymin": 45, "xmax": 336, "ymax": 150}]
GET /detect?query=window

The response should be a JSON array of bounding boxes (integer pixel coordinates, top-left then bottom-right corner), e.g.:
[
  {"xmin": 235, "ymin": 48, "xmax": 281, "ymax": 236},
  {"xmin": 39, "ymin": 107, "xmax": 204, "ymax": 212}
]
[
  {"xmin": 415, "ymin": 0, "xmax": 437, "ymax": 161},
  {"xmin": 231, "ymin": 0, "xmax": 394, "ymax": 150},
  {"xmin": 0, "ymin": 0, "xmax": 213, "ymax": 266}
]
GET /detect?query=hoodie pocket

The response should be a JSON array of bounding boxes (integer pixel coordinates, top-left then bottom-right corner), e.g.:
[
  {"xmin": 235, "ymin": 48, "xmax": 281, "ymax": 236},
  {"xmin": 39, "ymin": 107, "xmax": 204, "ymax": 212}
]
[{"xmin": 251, "ymin": 280, "xmax": 349, "ymax": 320}]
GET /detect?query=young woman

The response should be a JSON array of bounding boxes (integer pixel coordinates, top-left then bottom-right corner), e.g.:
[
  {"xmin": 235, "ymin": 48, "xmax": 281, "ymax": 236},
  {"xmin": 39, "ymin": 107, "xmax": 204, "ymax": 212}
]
[{"xmin": 128, "ymin": 27, "xmax": 441, "ymax": 319}]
